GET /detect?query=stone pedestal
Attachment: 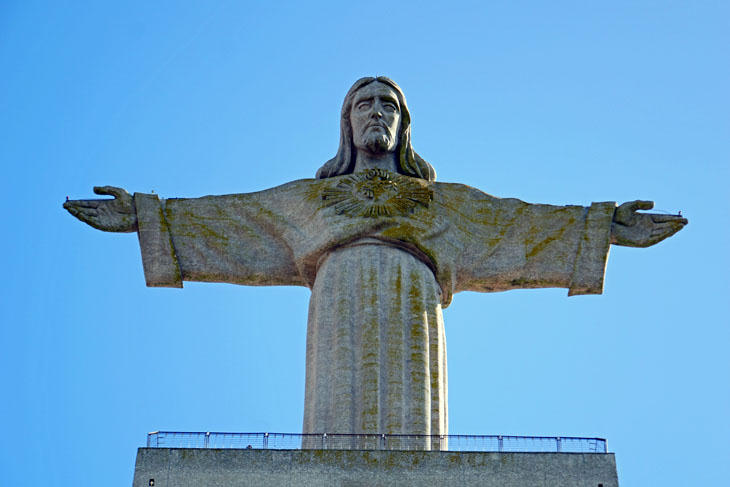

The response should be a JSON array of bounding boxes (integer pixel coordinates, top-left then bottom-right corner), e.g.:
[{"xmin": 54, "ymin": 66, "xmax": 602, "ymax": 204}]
[{"xmin": 133, "ymin": 448, "xmax": 618, "ymax": 487}]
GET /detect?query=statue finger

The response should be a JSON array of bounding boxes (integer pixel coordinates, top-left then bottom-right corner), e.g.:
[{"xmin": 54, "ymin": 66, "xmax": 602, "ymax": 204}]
[
  {"xmin": 63, "ymin": 200, "xmax": 80, "ymax": 210},
  {"xmin": 93, "ymin": 186, "xmax": 127, "ymax": 199},
  {"xmin": 616, "ymin": 200, "xmax": 656, "ymax": 225},
  {"xmin": 66, "ymin": 199, "xmax": 101, "ymax": 209},
  {"xmin": 64, "ymin": 204, "xmax": 81, "ymax": 217},
  {"xmin": 67, "ymin": 206, "xmax": 98, "ymax": 225},
  {"xmin": 629, "ymin": 200, "xmax": 654, "ymax": 212},
  {"xmin": 650, "ymin": 223, "xmax": 670, "ymax": 237},
  {"xmin": 64, "ymin": 201, "xmax": 95, "ymax": 215},
  {"xmin": 649, "ymin": 222, "xmax": 685, "ymax": 242},
  {"xmin": 78, "ymin": 207, "xmax": 99, "ymax": 218},
  {"xmin": 650, "ymin": 214, "xmax": 688, "ymax": 224}
]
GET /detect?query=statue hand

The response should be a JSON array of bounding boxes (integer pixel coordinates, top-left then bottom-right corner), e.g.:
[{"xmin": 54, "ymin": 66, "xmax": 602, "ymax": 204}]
[
  {"xmin": 611, "ymin": 200, "xmax": 687, "ymax": 248},
  {"xmin": 63, "ymin": 186, "xmax": 137, "ymax": 233}
]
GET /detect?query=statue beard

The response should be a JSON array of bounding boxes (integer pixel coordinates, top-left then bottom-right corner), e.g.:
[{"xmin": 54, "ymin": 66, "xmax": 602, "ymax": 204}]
[{"xmin": 362, "ymin": 131, "xmax": 395, "ymax": 154}]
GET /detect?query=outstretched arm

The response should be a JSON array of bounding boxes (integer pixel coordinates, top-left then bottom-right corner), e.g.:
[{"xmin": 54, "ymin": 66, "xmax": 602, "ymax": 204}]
[
  {"xmin": 63, "ymin": 186, "xmax": 137, "ymax": 232},
  {"xmin": 448, "ymin": 184, "xmax": 618, "ymax": 297},
  {"xmin": 64, "ymin": 184, "xmax": 307, "ymax": 289},
  {"xmin": 448, "ymin": 184, "xmax": 687, "ymax": 299},
  {"xmin": 611, "ymin": 200, "xmax": 688, "ymax": 248}
]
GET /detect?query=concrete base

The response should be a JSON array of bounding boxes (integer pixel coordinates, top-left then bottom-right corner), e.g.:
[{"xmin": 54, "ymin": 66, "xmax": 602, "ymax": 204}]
[{"xmin": 133, "ymin": 448, "xmax": 619, "ymax": 486}]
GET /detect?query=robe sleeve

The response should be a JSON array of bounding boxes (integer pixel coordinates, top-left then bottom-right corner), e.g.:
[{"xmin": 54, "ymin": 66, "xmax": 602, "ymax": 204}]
[
  {"xmin": 453, "ymin": 192, "xmax": 616, "ymax": 297},
  {"xmin": 133, "ymin": 190, "xmax": 306, "ymax": 289}
]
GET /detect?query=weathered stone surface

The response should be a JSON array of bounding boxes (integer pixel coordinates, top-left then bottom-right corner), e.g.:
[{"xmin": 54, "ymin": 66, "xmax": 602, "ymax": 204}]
[
  {"xmin": 132, "ymin": 448, "xmax": 619, "ymax": 487},
  {"xmin": 304, "ymin": 242, "xmax": 447, "ymax": 440},
  {"xmin": 135, "ymin": 193, "xmax": 182, "ymax": 288}
]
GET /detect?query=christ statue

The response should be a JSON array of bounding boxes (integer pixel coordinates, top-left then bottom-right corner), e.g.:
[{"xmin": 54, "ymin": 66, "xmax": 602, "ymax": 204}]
[{"xmin": 64, "ymin": 77, "xmax": 687, "ymax": 445}]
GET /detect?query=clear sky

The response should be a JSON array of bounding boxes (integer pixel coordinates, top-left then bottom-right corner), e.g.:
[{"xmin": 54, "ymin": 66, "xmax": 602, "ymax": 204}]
[{"xmin": 1, "ymin": 1, "xmax": 728, "ymax": 485}]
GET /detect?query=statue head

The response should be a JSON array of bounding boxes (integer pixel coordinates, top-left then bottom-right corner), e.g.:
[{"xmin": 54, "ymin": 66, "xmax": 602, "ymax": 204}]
[{"xmin": 316, "ymin": 77, "xmax": 436, "ymax": 181}]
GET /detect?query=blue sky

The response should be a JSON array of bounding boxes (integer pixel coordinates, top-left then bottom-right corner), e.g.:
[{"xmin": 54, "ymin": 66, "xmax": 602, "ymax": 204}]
[{"xmin": 1, "ymin": 1, "xmax": 728, "ymax": 485}]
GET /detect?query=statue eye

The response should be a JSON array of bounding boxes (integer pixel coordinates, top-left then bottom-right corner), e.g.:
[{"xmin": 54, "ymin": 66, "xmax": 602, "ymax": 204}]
[{"xmin": 356, "ymin": 101, "xmax": 371, "ymax": 111}]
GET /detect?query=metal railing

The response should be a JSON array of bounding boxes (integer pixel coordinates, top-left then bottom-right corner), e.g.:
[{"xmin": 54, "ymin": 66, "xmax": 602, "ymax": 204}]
[{"xmin": 146, "ymin": 431, "xmax": 607, "ymax": 453}]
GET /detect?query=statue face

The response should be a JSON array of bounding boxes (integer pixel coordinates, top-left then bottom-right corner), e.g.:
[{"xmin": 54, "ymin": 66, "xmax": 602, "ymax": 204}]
[{"xmin": 350, "ymin": 81, "xmax": 401, "ymax": 155}]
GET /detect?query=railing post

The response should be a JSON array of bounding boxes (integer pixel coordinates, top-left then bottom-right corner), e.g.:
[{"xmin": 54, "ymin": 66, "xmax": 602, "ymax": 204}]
[
  {"xmin": 263, "ymin": 432, "xmax": 269, "ymax": 449},
  {"xmin": 498, "ymin": 435, "xmax": 503, "ymax": 452},
  {"xmin": 380, "ymin": 434, "xmax": 386, "ymax": 450},
  {"xmin": 556, "ymin": 437, "xmax": 561, "ymax": 452},
  {"xmin": 439, "ymin": 435, "xmax": 444, "ymax": 451},
  {"xmin": 147, "ymin": 431, "xmax": 160, "ymax": 448},
  {"xmin": 322, "ymin": 433, "xmax": 327, "ymax": 450},
  {"xmin": 204, "ymin": 432, "xmax": 210, "ymax": 448}
]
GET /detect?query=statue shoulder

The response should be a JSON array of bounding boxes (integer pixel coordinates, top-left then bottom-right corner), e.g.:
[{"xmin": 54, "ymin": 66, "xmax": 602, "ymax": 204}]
[
  {"xmin": 165, "ymin": 178, "xmax": 320, "ymax": 204},
  {"xmin": 432, "ymin": 181, "xmax": 526, "ymax": 209},
  {"xmin": 241, "ymin": 177, "xmax": 322, "ymax": 198}
]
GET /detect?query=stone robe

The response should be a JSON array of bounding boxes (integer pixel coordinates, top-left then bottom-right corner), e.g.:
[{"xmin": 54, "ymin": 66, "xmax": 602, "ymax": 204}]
[{"xmin": 132, "ymin": 169, "xmax": 615, "ymax": 440}]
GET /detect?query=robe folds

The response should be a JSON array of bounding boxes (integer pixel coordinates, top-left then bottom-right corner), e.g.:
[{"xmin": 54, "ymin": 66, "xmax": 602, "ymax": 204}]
[{"xmin": 132, "ymin": 169, "xmax": 615, "ymax": 440}]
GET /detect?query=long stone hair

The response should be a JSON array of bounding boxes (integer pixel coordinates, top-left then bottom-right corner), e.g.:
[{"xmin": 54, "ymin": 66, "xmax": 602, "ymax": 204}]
[{"xmin": 315, "ymin": 77, "xmax": 436, "ymax": 181}]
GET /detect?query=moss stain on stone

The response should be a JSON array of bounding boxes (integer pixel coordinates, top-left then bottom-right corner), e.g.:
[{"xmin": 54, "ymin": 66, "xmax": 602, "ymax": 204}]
[{"xmin": 526, "ymin": 223, "xmax": 570, "ymax": 258}]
